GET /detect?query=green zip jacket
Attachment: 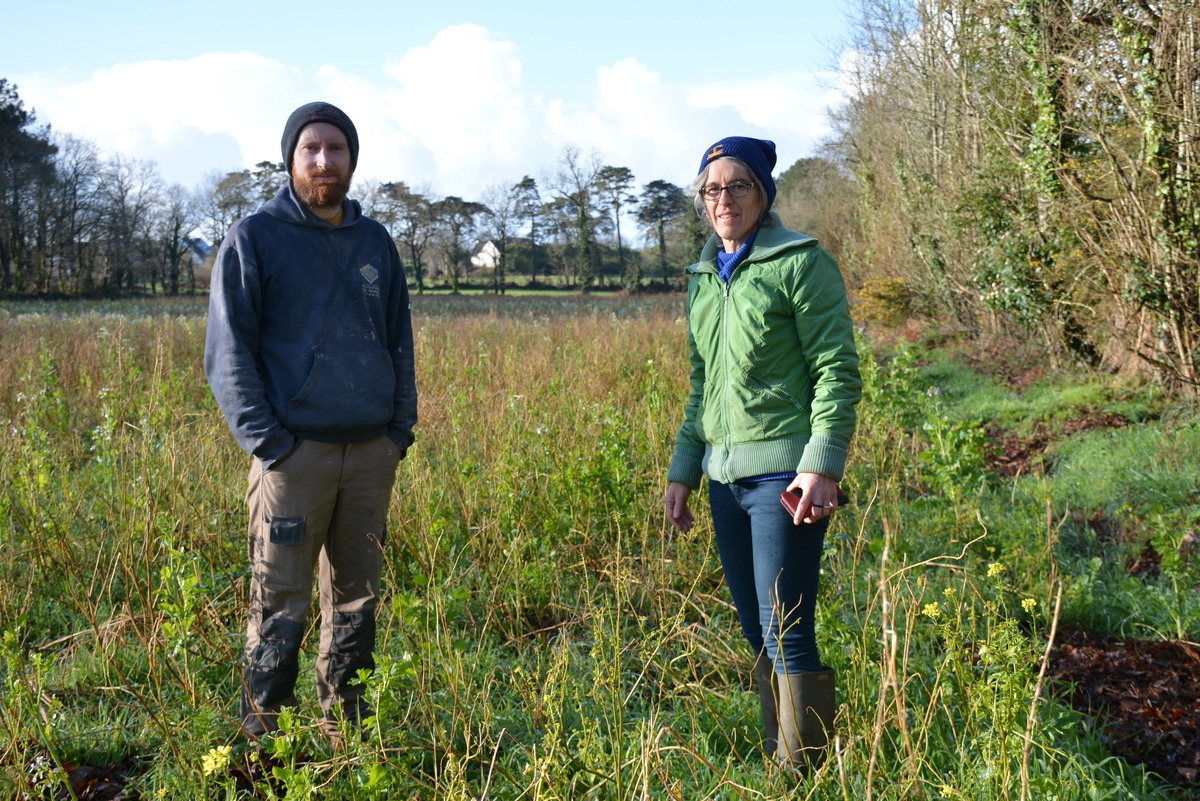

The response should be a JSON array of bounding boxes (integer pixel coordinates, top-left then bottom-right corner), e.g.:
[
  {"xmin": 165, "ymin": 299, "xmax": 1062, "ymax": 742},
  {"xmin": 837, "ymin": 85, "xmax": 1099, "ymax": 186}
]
[{"xmin": 667, "ymin": 214, "xmax": 862, "ymax": 489}]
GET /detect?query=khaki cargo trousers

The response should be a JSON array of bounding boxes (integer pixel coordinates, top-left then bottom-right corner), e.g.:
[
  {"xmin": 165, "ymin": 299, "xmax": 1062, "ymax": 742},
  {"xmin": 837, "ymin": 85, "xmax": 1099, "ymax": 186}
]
[{"xmin": 240, "ymin": 435, "xmax": 402, "ymax": 739}]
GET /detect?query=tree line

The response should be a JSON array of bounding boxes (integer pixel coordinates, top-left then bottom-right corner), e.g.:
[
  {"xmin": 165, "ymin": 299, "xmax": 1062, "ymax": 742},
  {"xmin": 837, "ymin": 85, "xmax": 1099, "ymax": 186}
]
[
  {"xmin": 5, "ymin": 0, "xmax": 1198, "ymax": 386},
  {"xmin": 826, "ymin": 0, "xmax": 1200, "ymax": 386},
  {"xmin": 0, "ymin": 80, "xmax": 698, "ymax": 297}
]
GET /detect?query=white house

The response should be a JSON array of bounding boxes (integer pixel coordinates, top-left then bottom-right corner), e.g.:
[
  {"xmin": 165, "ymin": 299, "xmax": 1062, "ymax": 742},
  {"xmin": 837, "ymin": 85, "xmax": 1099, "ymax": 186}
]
[
  {"xmin": 469, "ymin": 238, "xmax": 532, "ymax": 272},
  {"xmin": 470, "ymin": 239, "xmax": 502, "ymax": 271}
]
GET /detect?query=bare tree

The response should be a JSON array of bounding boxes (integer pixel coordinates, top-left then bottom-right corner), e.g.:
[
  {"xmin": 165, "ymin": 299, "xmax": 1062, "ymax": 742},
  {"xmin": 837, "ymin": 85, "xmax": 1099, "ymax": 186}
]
[
  {"xmin": 200, "ymin": 170, "xmax": 254, "ymax": 249},
  {"xmin": 539, "ymin": 195, "xmax": 575, "ymax": 285},
  {"xmin": 155, "ymin": 183, "xmax": 201, "ymax": 295},
  {"xmin": 512, "ymin": 176, "xmax": 545, "ymax": 284},
  {"xmin": 49, "ymin": 134, "xmax": 103, "ymax": 294},
  {"xmin": 479, "ymin": 181, "xmax": 522, "ymax": 294},
  {"xmin": 773, "ymin": 157, "xmax": 856, "ymax": 261},
  {"xmin": 1064, "ymin": 2, "xmax": 1200, "ymax": 382},
  {"xmin": 548, "ymin": 146, "xmax": 603, "ymax": 290},
  {"xmin": 431, "ymin": 195, "xmax": 487, "ymax": 294},
  {"xmin": 837, "ymin": 0, "xmax": 985, "ymax": 328},
  {"xmin": 595, "ymin": 165, "xmax": 638, "ymax": 291},
  {"xmin": 200, "ymin": 161, "xmax": 285, "ymax": 249},
  {"xmin": 636, "ymin": 180, "xmax": 689, "ymax": 282},
  {"xmin": 375, "ymin": 182, "xmax": 435, "ymax": 293},
  {"xmin": 98, "ymin": 155, "xmax": 162, "ymax": 292}
]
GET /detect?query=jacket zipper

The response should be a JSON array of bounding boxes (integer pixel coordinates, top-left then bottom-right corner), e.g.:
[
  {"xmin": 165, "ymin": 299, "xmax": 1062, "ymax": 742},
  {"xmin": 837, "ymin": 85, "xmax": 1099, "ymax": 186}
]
[
  {"xmin": 747, "ymin": 373, "xmax": 806, "ymax": 413},
  {"xmin": 720, "ymin": 278, "xmax": 732, "ymax": 482}
]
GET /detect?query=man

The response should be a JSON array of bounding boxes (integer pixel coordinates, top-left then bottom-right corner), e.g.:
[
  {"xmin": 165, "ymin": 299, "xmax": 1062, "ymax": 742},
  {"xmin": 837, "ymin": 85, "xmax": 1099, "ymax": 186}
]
[{"xmin": 205, "ymin": 101, "xmax": 417, "ymax": 742}]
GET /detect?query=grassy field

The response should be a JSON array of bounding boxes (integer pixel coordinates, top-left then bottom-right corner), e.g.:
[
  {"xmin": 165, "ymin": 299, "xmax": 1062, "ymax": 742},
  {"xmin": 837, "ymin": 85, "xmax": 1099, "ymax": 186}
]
[{"xmin": 0, "ymin": 295, "xmax": 1196, "ymax": 799}]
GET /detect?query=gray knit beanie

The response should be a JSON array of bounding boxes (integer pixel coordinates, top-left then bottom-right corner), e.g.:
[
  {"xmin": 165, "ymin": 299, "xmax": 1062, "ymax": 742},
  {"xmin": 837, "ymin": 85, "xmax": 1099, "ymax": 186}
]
[{"xmin": 280, "ymin": 101, "xmax": 359, "ymax": 171}]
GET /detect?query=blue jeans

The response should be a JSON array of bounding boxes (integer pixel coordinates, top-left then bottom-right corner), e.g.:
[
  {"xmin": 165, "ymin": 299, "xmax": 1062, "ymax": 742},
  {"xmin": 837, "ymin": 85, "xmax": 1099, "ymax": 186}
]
[{"xmin": 709, "ymin": 478, "xmax": 828, "ymax": 673}]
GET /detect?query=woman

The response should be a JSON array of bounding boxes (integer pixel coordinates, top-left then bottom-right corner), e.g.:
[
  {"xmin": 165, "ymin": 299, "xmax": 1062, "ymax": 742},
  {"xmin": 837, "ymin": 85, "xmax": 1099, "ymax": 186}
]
[{"xmin": 663, "ymin": 136, "xmax": 861, "ymax": 771}]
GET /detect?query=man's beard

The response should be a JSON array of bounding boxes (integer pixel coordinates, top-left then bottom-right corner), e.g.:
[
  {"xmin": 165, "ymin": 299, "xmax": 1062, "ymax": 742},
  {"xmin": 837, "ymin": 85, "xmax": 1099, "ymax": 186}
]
[{"xmin": 293, "ymin": 169, "xmax": 353, "ymax": 212}]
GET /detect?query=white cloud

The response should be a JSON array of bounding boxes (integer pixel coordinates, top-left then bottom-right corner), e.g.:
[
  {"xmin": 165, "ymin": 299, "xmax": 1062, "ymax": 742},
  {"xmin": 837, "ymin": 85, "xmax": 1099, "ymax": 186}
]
[
  {"xmin": 373, "ymin": 24, "xmax": 536, "ymax": 196},
  {"xmin": 14, "ymin": 25, "xmax": 850, "ymax": 200},
  {"xmin": 686, "ymin": 70, "xmax": 845, "ymax": 160},
  {"xmin": 18, "ymin": 52, "xmax": 312, "ymax": 185},
  {"xmin": 576, "ymin": 58, "xmax": 698, "ymax": 179}
]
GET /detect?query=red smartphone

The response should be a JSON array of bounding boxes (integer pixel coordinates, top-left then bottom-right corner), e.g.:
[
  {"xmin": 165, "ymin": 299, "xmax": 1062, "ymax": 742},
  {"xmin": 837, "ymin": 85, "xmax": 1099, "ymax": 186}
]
[{"xmin": 781, "ymin": 487, "xmax": 851, "ymax": 517}]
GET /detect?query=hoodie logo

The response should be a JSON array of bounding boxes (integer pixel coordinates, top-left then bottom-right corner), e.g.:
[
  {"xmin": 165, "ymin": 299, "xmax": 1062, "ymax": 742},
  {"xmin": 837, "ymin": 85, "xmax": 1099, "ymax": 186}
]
[{"xmin": 360, "ymin": 264, "xmax": 381, "ymax": 298}]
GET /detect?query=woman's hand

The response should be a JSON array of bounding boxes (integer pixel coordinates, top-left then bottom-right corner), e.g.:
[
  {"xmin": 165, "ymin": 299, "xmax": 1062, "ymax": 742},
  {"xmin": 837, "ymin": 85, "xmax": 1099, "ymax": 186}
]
[
  {"xmin": 663, "ymin": 482, "xmax": 695, "ymax": 532},
  {"xmin": 786, "ymin": 472, "xmax": 840, "ymax": 525}
]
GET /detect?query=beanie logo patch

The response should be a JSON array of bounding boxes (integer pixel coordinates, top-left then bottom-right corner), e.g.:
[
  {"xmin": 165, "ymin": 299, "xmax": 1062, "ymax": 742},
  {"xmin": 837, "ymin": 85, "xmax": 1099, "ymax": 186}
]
[{"xmin": 706, "ymin": 144, "xmax": 725, "ymax": 162}]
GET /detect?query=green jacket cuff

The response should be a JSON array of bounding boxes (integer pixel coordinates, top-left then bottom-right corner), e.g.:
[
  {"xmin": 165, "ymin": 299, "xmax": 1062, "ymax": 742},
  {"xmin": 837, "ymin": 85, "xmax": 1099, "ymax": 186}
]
[
  {"xmin": 796, "ymin": 434, "xmax": 850, "ymax": 482},
  {"xmin": 667, "ymin": 448, "xmax": 704, "ymax": 489}
]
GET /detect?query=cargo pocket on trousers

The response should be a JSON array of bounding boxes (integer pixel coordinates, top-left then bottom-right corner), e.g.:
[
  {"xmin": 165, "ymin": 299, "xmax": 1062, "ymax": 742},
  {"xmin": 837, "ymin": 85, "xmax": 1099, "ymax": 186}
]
[{"xmin": 270, "ymin": 517, "xmax": 306, "ymax": 546}]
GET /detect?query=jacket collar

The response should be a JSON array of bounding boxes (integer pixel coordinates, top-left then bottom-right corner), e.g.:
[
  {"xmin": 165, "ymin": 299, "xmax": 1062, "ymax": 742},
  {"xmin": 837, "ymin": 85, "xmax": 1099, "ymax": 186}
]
[{"xmin": 688, "ymin": 212, "xmax": 818, "ymax": 274}]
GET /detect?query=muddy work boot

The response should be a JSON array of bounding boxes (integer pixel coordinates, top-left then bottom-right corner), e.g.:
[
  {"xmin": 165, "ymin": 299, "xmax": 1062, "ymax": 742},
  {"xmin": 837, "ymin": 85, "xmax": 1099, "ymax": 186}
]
[
  {"xmin": 317, "ymin": 610, "xmax": 378, "ymax": 747},
  {"xmin": 240, "ymin": 613, "xmax": 305, "ymax": 740}
]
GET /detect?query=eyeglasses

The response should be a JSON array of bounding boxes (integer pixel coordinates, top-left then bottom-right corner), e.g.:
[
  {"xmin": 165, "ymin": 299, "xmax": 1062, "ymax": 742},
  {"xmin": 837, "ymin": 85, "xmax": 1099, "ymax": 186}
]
[{"xmin": 700, "ymin": 181, "xmax": 755, "ymax": 201}]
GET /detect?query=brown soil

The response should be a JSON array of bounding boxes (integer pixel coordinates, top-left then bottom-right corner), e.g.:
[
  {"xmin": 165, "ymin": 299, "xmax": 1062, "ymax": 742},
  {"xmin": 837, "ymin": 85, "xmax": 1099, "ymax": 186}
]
[
  {"xmin": 1047, "ymin": 624, "xmax": 1200, "ymax": 792},
  {"xmin": 60, "ymin": 762, "xmax": 133, "ymax": 800},
  {"xmin": 986, "ymin": 411, "xmax": 1131, "ymax": 478}
]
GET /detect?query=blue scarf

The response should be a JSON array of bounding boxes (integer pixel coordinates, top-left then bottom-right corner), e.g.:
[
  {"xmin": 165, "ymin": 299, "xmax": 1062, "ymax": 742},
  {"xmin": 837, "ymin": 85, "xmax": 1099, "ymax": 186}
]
[{"xmin": 715, "ymin": 231, "xmax": 758, "ymax": 283}]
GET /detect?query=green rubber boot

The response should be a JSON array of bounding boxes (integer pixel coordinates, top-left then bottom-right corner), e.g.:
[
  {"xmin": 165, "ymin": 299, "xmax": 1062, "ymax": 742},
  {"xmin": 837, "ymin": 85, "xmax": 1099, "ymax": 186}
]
[
  {"xmin": 775, "ymin": 667, "xmax": 836, "ymax": 774},
  {"xmin": 754, "ymin": 654, "xmax": 779, "ymax": 755}
]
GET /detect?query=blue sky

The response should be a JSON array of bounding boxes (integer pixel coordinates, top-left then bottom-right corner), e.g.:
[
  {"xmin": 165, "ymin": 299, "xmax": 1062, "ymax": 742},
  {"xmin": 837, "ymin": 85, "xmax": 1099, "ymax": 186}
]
[{"xmin": 8, "ymin": 0, "xmax": 856, "ymax": 199}]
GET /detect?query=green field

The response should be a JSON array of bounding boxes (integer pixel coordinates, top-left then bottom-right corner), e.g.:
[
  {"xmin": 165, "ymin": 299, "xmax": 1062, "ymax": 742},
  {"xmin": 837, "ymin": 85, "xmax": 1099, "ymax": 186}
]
[{"xmin": 1, "ymin": 296, "xmax": 1195, "ymax": 799}]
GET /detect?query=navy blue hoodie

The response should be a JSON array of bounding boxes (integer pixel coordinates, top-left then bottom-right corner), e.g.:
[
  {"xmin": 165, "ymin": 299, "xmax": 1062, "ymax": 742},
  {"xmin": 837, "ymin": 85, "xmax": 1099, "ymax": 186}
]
[{"xmin": 205, "ymin": 183, "xmax": 417, "ymax": 467}]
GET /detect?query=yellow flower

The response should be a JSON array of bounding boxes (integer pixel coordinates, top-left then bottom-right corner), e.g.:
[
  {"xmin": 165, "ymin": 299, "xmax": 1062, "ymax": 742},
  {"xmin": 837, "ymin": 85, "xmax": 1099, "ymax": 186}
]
[
  {"xmin": 943, "ymin": 586, "xmax": 957, "ymax": 599},
  {"xmin": 1022, "ymin": 598, "xmax": 1037, "ymax": 613},
  {"xmin": 202, "ymin": 745, "xmax": 233, "ymax": 777},
  {"xmin": 987, "ymin": 562, "xmax": 1006, "ymax": 578},
  {"xmin": 922, "ymin": 602, "xmax": 942, "ymax": 619}
]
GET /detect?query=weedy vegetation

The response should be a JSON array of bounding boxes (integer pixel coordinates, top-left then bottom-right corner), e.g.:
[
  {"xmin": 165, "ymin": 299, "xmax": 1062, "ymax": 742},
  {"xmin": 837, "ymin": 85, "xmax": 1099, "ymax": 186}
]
[{"xmin": 0, "ymin": 296, "xmax": 1195, "ymax": 799}]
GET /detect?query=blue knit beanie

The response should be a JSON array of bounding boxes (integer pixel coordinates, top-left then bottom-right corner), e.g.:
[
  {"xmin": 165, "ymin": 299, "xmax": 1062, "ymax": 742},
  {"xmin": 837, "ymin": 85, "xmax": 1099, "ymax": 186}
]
[
  {"xmin": 698, "ymin": 136, "xmax": 777, "ymax": 209},
  {"xmin": 281, "ymin": 101, "xmax": 360, "ymax": 171}
]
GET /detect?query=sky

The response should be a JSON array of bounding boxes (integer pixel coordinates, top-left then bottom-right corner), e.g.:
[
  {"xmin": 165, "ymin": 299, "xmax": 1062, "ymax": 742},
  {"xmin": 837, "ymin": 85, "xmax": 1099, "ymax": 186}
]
[{"xmin": 7, "ymin": 0, "xmax": 857, "ymax": 202}]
